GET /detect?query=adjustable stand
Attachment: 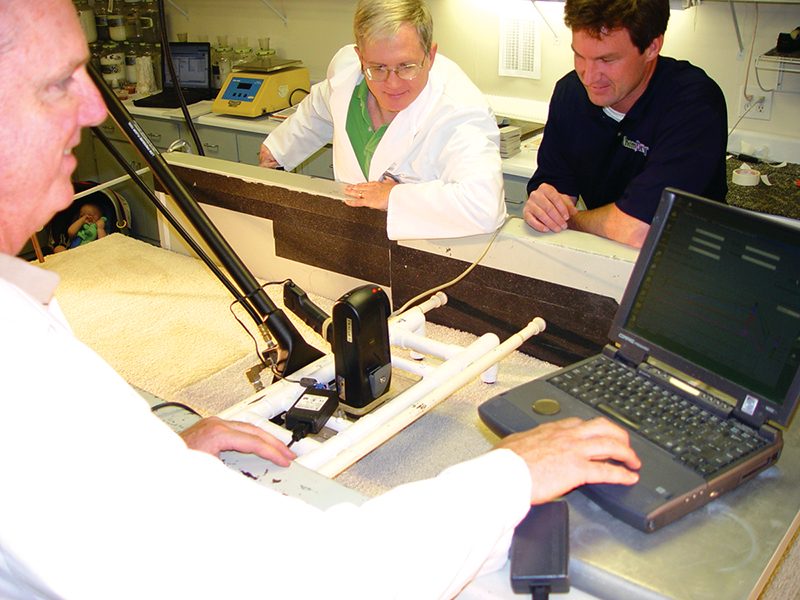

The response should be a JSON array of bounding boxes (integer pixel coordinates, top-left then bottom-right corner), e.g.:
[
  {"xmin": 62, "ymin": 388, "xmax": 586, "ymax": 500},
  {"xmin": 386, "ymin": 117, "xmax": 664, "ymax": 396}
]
[{"xmin": 88, "ymin": 64, "xmax": 323, "ymax": 376}]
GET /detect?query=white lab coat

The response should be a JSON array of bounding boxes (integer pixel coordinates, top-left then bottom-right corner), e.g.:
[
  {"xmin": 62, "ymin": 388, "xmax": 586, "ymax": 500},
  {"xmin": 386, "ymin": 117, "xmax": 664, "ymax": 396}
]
[
  {"xmin": 0, "ymin": 252, "xmax": 533, "ymax": 600},
  {"xmin": 264, "ymin": 45, "xmax": 506, "ymax": 240}
]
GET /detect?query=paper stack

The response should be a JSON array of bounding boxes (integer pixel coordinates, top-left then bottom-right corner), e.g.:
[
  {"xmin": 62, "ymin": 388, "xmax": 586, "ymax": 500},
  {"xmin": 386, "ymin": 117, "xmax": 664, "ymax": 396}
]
[{"xmin": 499, "ymin": 125, "xmax": 521, "ymax": 158}]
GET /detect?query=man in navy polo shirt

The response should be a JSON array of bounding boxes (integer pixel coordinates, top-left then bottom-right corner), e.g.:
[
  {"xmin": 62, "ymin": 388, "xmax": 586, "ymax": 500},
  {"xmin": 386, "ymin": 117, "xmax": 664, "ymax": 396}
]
[{"xmin": 523, "ymin": 0, "xmax": 727, "ymax": 248}]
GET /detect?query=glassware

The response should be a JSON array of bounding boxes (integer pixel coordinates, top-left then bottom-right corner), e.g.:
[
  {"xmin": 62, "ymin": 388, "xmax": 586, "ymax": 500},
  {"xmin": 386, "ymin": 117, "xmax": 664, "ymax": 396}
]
[
  {"xmin": 212, "ymin": 45, "xmax": 233, "ymax": 90},
  {"xmin": 94, "ymin": 2, "xmax": 110, "ymax": 41},
  {"xmin": 100, "ymin": 42, "xmax": 126, "ymax": 88},
  {"xmin": 142, "ymin": 0, "xmax": 161, "ymax": 43},
  {"xmin": 124, "ymin": 0, "xmax": 144, "ymax": 41},
  {"xmin": 74, "ymin": 0, "xmax": 97, "ymax": 43},
  {"xmin": 108, "ymin": 7, "xmax": 126, "ymax": 41},
  {"xmin": 125, "ymin": 43, "xmax": 139, "ymax": 84}
]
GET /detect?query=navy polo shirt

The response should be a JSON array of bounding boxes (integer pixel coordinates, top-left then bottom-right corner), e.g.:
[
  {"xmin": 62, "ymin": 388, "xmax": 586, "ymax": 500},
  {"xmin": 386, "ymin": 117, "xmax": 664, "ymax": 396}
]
[{"xmin": 528, "ymin": 56, "xmax": 728, "ymax": 224}]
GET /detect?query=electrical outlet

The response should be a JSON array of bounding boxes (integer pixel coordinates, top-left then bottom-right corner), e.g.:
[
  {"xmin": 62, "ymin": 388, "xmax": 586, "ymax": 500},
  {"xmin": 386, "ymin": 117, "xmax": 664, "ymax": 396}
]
[{"xmin": 738, "ymin": 86, "xmax": 773, "ymax": 121}]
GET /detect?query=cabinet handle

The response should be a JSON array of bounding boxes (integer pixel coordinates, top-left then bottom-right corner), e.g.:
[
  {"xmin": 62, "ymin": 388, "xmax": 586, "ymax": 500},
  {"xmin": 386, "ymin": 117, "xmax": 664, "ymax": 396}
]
[
  {"xmin": 203, "ymin": 143, "xmax": 219, "ymax": 151},
  {"xmin": 100, "ymin": 125, "xmax": 115, "ymax": 133},
  {"xmin": 147, "ymin": 133, "xmax": 161, "ymax": 141}
]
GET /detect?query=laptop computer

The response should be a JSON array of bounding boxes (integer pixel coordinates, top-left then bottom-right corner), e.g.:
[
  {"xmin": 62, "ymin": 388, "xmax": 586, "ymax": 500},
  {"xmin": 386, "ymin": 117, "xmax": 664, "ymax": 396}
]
[
  {"xmin": 479, "ymin": 188, "xmax": 800, "ymax": 533},
  {"xmin": 134, "ymin": 42, "xmax": 214, "ymax": 109}
]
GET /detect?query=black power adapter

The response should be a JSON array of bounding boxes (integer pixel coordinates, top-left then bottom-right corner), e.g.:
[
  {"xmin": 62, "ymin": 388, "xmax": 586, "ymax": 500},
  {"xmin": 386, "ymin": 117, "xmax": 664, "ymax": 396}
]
[
  {"xmin": 284, "ymin": 388, "xmax": 339, "ymax": 444},
  {"xmin": 510, "ymin": 501, "xmax": 570, "ymax": 599}
]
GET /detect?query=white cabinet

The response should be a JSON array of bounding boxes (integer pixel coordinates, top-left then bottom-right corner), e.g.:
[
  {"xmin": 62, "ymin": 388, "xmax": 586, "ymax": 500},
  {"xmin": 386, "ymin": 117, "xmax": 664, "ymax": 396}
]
[
  {"xmin": 297, "ymin": 146, "xmax": 334, "ymax": 179},
  {"xmin": 91, "ymin": 116, "xmax": 181, "ymax": 245},
  {"xmin": 192, "ymin": 125, "xmax": 240, "ymax": 162},
  {"xmin": 236, "ymin": 131, "xmax": 268, "ymax": 166}
]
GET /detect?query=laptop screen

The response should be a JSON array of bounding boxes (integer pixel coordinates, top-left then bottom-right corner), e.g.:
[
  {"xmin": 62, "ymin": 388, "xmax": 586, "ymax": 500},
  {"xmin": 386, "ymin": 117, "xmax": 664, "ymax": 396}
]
[
  {"xmin": 162, "ymin": 42, "xmax": 212, "ymax": 90},
  {"xmin": 610, "ymin": 189, "xmax": 800, "ymax": 427}
]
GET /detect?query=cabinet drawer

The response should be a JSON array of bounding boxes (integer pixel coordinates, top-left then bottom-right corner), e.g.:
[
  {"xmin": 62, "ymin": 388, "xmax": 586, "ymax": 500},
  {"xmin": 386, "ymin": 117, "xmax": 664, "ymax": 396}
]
[
  {"xmin": 95, "ymin": 116, "xmax": 181, "ymax": 150},
  {"xmin": 236, "ymin": 132, "xmax": 267, "ymax": 166},
  {"xmin": 192, "ymin": 126, "xmax": 239, "ymax": 162}
]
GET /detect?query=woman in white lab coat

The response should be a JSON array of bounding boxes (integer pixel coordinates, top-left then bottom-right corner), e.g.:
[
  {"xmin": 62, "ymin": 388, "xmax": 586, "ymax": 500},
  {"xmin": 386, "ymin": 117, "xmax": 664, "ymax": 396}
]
[{"xmin": 260, "ymin": 4, "xmax": 506, "ymax": 241}]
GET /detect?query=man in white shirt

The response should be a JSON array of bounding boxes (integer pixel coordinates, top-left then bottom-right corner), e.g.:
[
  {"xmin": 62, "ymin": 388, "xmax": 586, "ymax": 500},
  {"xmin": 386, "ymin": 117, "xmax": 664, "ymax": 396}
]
[
  {"xmin": 0, "ymin": 1, "xmax": 640, "ymax": 598},
  {"xmin": 259, "ymin": 0, "xmax": 506, "ymax": 240}
]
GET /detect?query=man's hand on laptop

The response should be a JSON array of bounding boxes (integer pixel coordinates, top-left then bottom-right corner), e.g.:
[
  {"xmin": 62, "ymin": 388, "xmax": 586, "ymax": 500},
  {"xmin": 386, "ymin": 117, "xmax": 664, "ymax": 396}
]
[{"xmin": 496, "ymin": 417, "xmax": 641, "ymax": 505}]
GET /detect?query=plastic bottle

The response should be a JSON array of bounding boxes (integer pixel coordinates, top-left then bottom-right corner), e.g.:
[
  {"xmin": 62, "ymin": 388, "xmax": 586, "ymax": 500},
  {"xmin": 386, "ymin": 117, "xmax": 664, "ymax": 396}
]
[
  {"xmin": 74, "ymin": 0, "xmax": 97, "ymax": 44},
  {"xmin": 100, "ymin": 43, "xmax": 126, "ymax": 89},
  {"xmin": 108, "ymin": 6, "xmax": 127, "ymax": 41},
  {"xmin": 94, "ymin": 2, "xmax": 110, "ymax": 41}
]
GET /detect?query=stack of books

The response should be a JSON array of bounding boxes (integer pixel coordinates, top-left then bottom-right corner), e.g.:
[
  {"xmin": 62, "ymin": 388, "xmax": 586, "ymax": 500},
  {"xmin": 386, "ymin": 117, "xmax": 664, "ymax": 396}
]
[{"xmin": 499, "ymin": 125, "xmax": 521, "ymax": 158}]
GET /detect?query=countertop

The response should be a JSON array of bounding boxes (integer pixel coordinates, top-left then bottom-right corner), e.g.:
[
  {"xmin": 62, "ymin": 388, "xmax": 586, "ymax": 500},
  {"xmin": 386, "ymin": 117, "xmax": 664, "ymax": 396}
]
[{"xmin": 726, "ymin": 158, "xmax": 800, "ymax": 220}]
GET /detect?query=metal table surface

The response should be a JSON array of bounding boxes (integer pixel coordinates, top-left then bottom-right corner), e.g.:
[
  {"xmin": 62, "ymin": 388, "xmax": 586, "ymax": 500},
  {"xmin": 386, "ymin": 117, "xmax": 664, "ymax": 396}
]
[
  {"xmin": 560, "ymin": 416, "xmax": 800, "ymax": 600},
  {"xmin": 140, "ymin": 385, "xmax": 800, "ymax": 600}
]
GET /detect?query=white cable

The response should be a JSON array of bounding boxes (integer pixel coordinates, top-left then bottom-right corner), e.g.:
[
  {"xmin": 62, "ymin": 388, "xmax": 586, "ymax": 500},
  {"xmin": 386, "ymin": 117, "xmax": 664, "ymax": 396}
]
[
  {"xmin": 742, "ymin": 4, "xmax": 759, "ymax": 101},
  {"xmin": 390, "ymin": 216, "xmax": 511, "ymax": 318}
]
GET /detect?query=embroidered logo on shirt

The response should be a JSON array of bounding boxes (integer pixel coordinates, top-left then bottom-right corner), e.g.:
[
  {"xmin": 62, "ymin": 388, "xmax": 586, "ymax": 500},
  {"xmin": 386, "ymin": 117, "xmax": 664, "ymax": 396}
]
[{"xmin": 622, "ymin": 136, "xmax": 649, "ymax": 157}]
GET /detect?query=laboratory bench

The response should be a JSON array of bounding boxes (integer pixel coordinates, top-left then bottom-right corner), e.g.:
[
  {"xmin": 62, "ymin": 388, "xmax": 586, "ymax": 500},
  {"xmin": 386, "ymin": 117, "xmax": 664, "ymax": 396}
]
[
  {"xmin": 61, "ymin": 90, "xmax": 800, "ymax": 600},
  {"xmin": 726, "ymin": 159, "xmax": 800, "ymax": 221},
  {"xmin": 57, "ymin": 224, "xmax": 796, "ymax": 600}
]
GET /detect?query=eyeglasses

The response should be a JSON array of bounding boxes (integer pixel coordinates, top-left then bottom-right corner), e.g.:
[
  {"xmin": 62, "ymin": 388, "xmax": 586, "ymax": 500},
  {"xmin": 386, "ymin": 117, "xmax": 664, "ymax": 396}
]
[{"xmin": 363, "ymin": 56, "xmax": 426, "ymax": 82}]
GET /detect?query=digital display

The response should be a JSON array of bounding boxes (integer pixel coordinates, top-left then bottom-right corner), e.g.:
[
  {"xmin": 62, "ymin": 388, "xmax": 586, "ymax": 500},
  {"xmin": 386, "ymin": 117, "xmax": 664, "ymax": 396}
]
[{"xmin": 624, "ymin": 201, "xmax": 800, "ymax": 407}]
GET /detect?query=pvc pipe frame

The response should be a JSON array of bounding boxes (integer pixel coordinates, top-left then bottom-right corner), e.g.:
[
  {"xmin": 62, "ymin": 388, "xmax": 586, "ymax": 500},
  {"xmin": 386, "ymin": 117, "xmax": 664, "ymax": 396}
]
[
  {"xmin": 219, "ymin": 296, "xmax": 545, "ymax": 478},
  {"xmin": 296, "ymin": 331, "xmax": 502, "ymax": 472},
  {"xmin": 218, "ymin": 292, "xmax": 451, "ymax": 425},
  {"xmin": 307, "ymin": 317, "xmax": 546, "ymax": 477}
]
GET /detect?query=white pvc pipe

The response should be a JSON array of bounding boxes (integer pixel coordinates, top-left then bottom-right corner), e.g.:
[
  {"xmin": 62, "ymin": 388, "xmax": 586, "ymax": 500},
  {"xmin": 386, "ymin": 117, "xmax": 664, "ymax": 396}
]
[
  {"xmin": 390, "ymin": 292, "xmax": 447, "ymax": 359},
  {"xmin": 217, "ymin": 354, "xmax": 335, "ymax": 421},
  {"xmin": 390, "ymin": 355, "xmax": 437, "ymax": 378},
  {"xmin": 390, "ymin": 292, "xmax": 447, "ymax": 322},
  {"xmin": 296, "ymin": 332, "xmax": 500, "ymax": 470},
  {"xmin": 391, "ymin": 326, "xmax": 463, "ymax": 361},
  {"xmin": 321, "ymin": 415, "xmax": 353, "ymax": 434},
  {"xmin": 73, "ymin": 167, "xmax": 150, "ymax": 201},
  {"xmin": 314, "ymin": 317, "xmax": 546, "ymax": 477}
]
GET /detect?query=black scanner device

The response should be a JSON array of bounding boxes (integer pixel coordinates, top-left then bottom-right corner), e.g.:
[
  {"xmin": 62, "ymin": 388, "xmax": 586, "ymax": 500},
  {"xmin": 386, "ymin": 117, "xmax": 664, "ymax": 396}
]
[
  {"xmin": 283, "ymin": 281, "xmax": 392, "ymax": 412},
  {"xmin": 331, "ymin": 285, "xmax": 392, "ymax": 411}
]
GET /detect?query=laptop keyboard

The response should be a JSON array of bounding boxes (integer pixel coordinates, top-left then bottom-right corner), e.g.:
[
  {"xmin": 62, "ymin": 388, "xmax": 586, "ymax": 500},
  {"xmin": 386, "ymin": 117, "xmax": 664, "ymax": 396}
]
[{"xmin": 547, "ymin": 356, "xmax": 767, "ymax": 478}]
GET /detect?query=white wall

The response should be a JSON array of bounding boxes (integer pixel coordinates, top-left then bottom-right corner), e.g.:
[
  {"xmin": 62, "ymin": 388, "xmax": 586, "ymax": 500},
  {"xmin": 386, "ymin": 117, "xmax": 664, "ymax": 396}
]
[{"xmin": 168, "ymin": 0, "xmax": 800, "ymax": 153}]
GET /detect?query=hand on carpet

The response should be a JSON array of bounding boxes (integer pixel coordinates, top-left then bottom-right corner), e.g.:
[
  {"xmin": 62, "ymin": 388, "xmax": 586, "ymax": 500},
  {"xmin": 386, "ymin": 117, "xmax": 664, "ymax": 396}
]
[{"xmin": 180, "ymin": 416, "xmax": 296, "ymax": 467}]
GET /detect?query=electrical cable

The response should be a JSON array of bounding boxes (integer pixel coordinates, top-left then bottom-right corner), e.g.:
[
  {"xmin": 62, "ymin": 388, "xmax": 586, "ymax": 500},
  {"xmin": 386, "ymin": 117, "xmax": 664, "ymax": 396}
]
[
  {"xmin": 389, "ymin": 216, "xmax": 510, "ymax": 318},
  {"xmin": 729, "ymin": 97, "xmax": 759, "ymax": 138},
  {"xmin": 227, "ymin": 279, "xmax": 291, "ymax": 368},
  {"xmin": 156, "ymin": 0, "xmax": 205, "ymax": 156},
  {"xmin": 728, "ymin": 7, "xmax": 765, "ymax": 141},
  {"xmin": 151, "ymin": 401, "xmax": 202, "ymax": 417},
  {"xmin": 288, "ymin": 88, "xmax": 310, "ymax": 106}
]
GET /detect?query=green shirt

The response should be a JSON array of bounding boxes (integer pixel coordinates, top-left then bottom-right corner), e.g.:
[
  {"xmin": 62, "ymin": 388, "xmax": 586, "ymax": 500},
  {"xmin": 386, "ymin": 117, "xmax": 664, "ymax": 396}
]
[{"xmin": 346, "ymin": 78, "xmax": 389, "ymax": 179}]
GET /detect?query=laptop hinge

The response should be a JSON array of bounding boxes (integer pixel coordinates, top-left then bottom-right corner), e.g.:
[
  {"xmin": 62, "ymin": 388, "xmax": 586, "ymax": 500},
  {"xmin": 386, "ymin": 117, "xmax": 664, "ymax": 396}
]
[
  {"xmin": 731, "ymin": 407, "xmax": 770, "ymax": 432},
  {"xmin": 756, "ymin": 421, "xmax": 781, "ymax": 444},
  {"xmin": 603, "ymin": 342, "xmax": 646, "ymax": 369}
]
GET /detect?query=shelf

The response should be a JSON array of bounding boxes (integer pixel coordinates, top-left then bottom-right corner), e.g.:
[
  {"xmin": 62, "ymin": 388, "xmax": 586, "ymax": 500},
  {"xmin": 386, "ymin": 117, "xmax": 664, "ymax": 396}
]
[{"xmin": 755, "ymin": 47, "xmax": 800, "ymax": 76}]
